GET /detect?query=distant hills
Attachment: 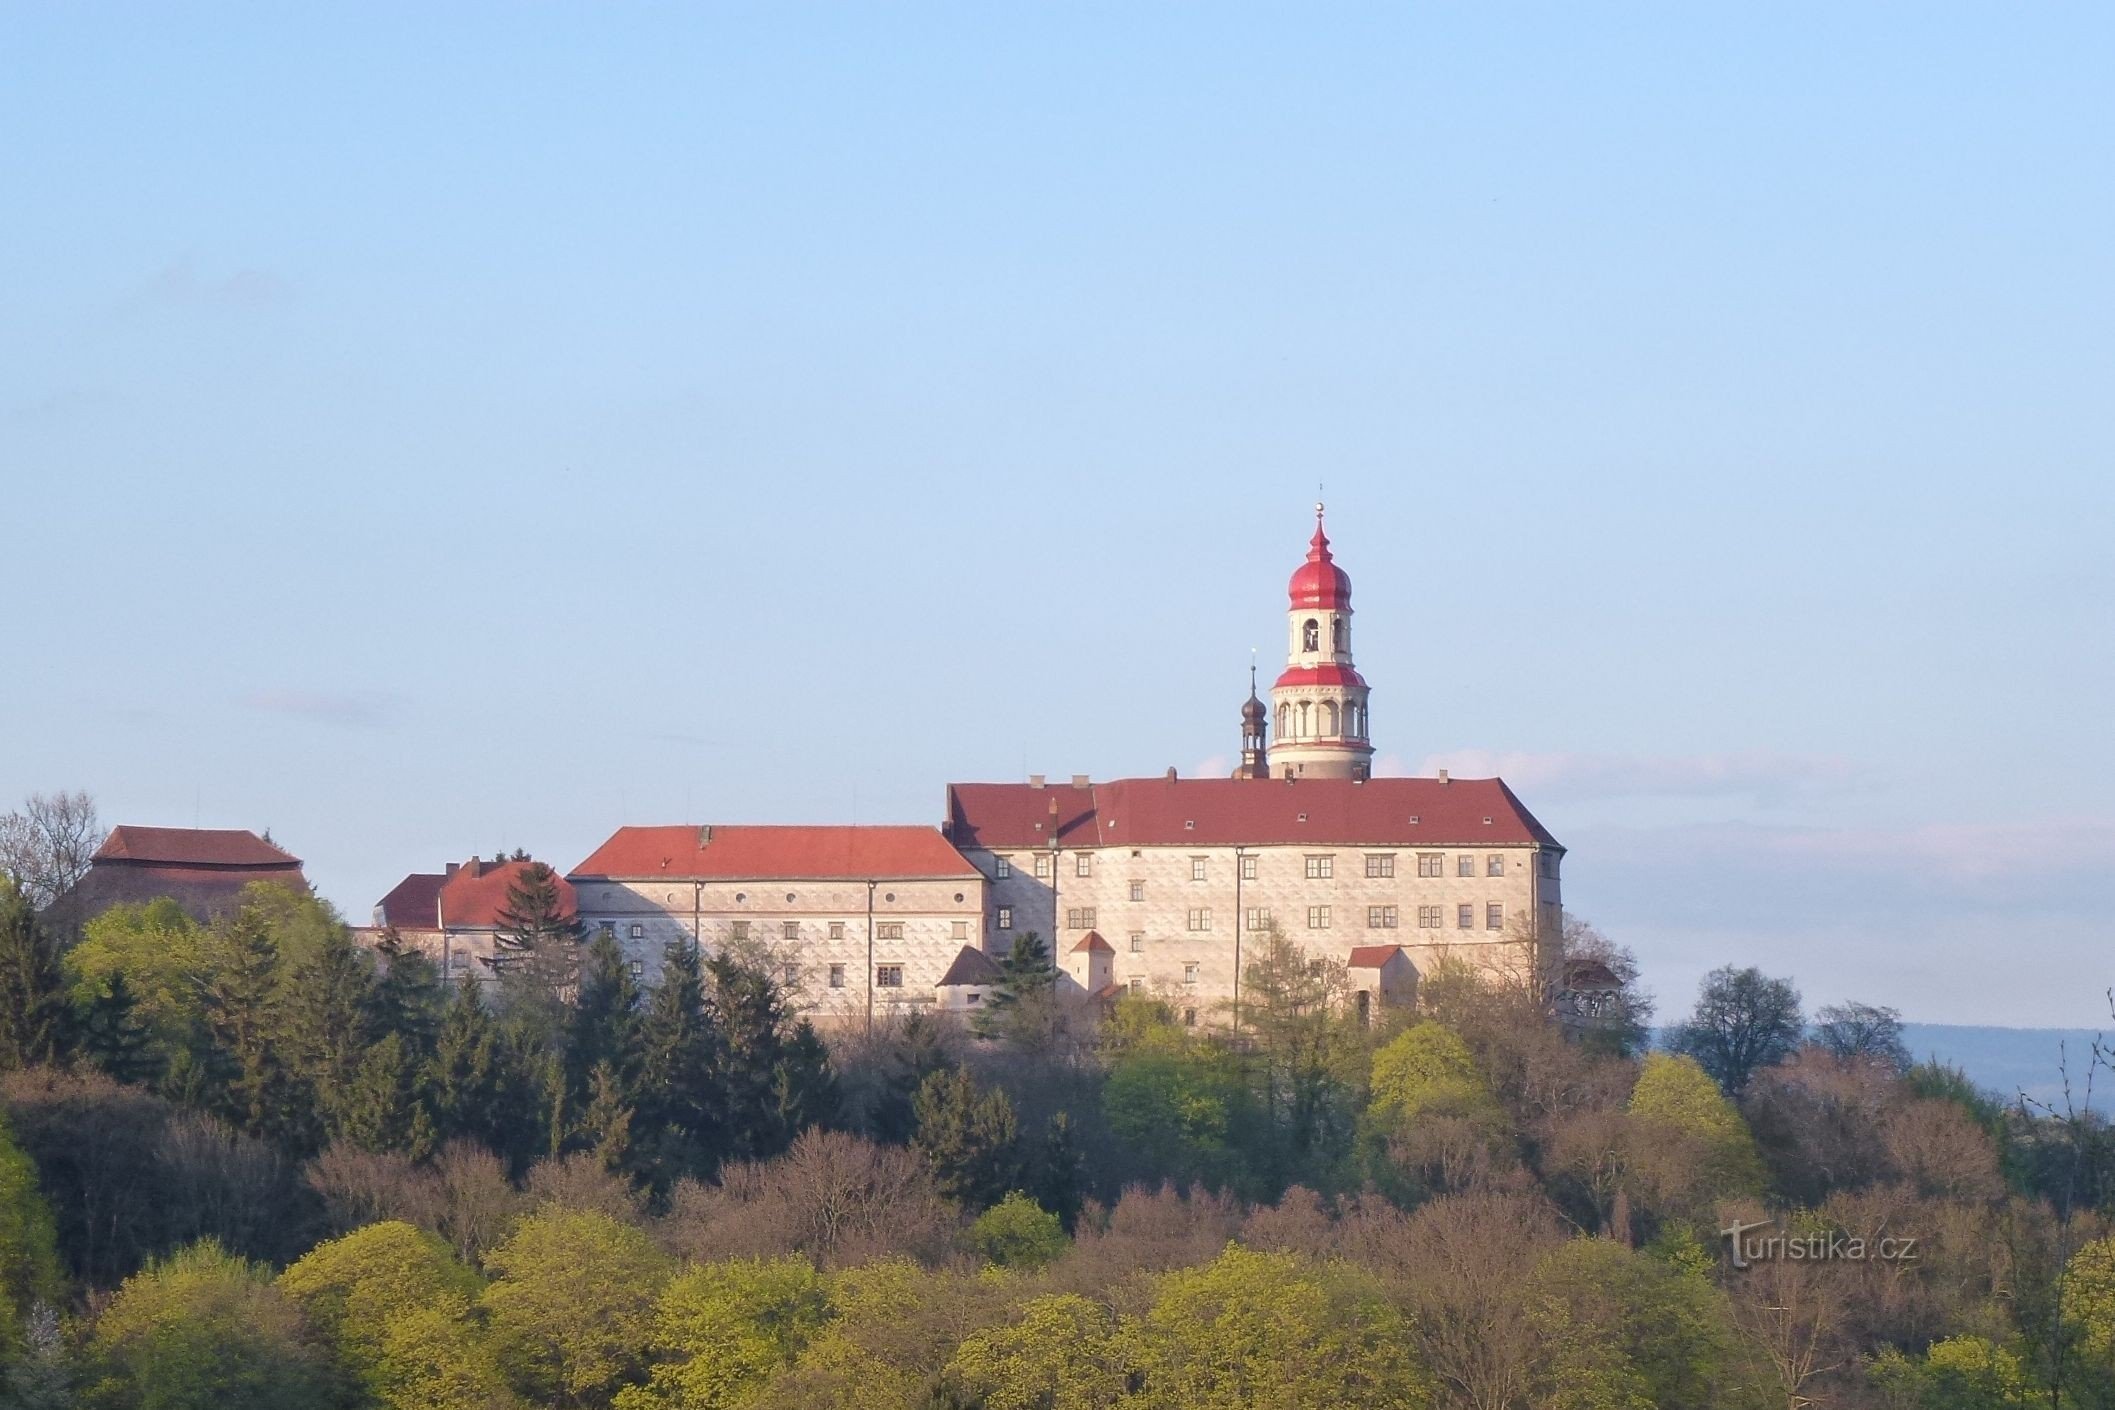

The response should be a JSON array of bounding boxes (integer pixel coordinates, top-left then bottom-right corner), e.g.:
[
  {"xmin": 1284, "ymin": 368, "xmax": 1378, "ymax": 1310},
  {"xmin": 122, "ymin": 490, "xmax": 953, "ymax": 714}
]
[{"xmin": 1900, "ymin": 1023, "xmax": 2109, "ymax": 1109}]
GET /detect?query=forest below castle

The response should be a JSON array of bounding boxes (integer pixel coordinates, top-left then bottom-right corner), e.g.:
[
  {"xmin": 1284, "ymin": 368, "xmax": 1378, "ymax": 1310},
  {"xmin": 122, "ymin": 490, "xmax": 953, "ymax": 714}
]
[{"xmin": 2, "ymin": 816, "xmax": 2114, "ymax": 1408}]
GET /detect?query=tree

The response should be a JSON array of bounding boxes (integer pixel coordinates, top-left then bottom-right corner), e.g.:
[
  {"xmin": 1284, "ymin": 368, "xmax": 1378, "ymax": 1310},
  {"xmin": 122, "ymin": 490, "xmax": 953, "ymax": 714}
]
[
  {"xmin": 1524, "ymin": 1236, "xmax": 1743, "ymax": 1410},
  {"xmin": 0, "ymin": 1106, "xmax": 61, "ymax": 1364},
  {"xmin": 0, "ymin": 880, "xmax": 71, "ymax": 1070},
  {"xmin": 63, "ymin": 899, "xmax": 212, "ymax": 1062},
  {"xmin": 1812, "ymin": 1000, "xmax": 1910, "ymax": 1070},
  {"xmin": 428, "ymin": 981, "xmax": 510, "ymax": 1152},
  {"xmin": 368, "ymin": 944, "xmax": 448, "ymax": 1064},
  {"xmin": 1232, "ymin": 930, "xmax": 1360, "ymax": 1179},
  {"xmin": 83, "ymin": 1239, "xmax": 343, "ymax": 1410},
  {"xmin": 632, "ymin": 943, "xmax": 722, "ymax": 1189},
  {"xmin": 911, "ymin": 1066, "xmax": 1020, "ymax": 1210},
  {"xmin": 971, "ymin": 933, "xmax": 1061, "ymax": 1051},
  {"xmin": 491, "ymin": 863, "xmax": 584, "ymax": 1035},
  {"xmin": 1626, "ymin": 1052, "xmax": 1765, "ymax": 1199},
  {"xmin": 568, "ymin": 933, "xmax": 643, "ymax": 1113},
  {"xmin": 968, "ymin": 1192, "xmax": 1067, "ymax": 1269},
  {"xmin": 277, "ymin": 926, "xmax": 377, "ymax": 1146},
  {"xmin": 1029, "ymin": 1111, "xmax": 1086, "ymax": 1230},
  {"xmin": 941, "ymin": 1293, "xmax": 1130, "ymax": 1410},
  {"xmin": 1666, "ymin": 966, "xmax": 1804, "ymax": 1094},
  {"xmin": 614, "ymin": 1255, "xmax": 831, "ymax": 1410},
  {"xmin": 76, "ymin": 972, "xmax": 159, "ymax": 1085},
  {"xmin": 1102, "ymin": 1044, "xmax": 1251, "ymax": 1191},
  {"xmin": 1369, "ymin": 1022, "xmax": 1494, "ymax": 1125},
  {"xmin": 1128, "ymin": 1245, "xmax": 1433, "ymax": 1409},
  {"xmin": 197, "ymin": 904, "xmax": 295, "ymax": 1141},
  {"xmin": 1559, "ymin": 915, "xmax": 1655, "ymax": 1056},
  {"xmin": 0, "ymin": 791, "xmax": 99, "ymax": 918},
  {"xmin": 706, "ymin": 953, "xmax": 832, "ymax": 1162},
  {"xmin": 336, "ymin": 1033, "xmax": 437, "ymax": 1160},
  {"xmin": 481, "ymin": 1208, "xmax": 671, "ymax": 1408}
]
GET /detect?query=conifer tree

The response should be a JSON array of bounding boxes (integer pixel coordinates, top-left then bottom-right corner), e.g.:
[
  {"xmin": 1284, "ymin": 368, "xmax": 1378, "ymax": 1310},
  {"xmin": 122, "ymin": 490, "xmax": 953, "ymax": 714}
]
[
  {"xmin": 278, "ymin": 926, "xmax": 376, "ymax": 1142},
  {"xmin": 0, "ymin": 880, "xmax": 71, "ymax": 1070},
  {"xmin": 1030, "ymin": 1111, "xmax": 1087, "ymax": 1229},
  {"xmin": 707, "ymin": 953, "xmax": 831, "ymax": 1161},
  {"xmin": 368, "ymin": 942, "xmax": 446, "ymax": 1064},
  {"xmin": 634, "ymin": 941, "xmax": 722, "ymax": 1186},
  {"xmin": 971, "ymin": 931, "xmax": 1060, "ymax": 1051},
  {"xmin": 491, "ymin": 863, "xmax": 584, "ymax": 1041},
  {"xmin": 77, "ymin": 971, "xmax": 160, "ymax": 1085},
  {"xmin": 567, "ymin": 932, "xmax": 642, "ymax": 1109},
  {"xmin": 428, "ymin": 980, "xmax": 506, "ymax": 1147},
  {"xmin": 912, "ymin": 1066, "xmax": 1021, "ymax": 1210},
  {"xmin": 200, "ymin": 904, "xmax": 294, "ymax": 1141},
  {"xmin": 579, "ymin": 1059, "xmax": 636, "ymax": 1174},
  {"xmin": 335, "ymin": 1031, "xmax": 437, "ymax": 1160}
]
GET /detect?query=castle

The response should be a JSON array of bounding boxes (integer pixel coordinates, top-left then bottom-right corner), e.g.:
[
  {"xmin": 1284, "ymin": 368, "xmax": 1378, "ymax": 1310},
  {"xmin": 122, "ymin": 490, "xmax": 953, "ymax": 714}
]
[{"xmin": 368, "ymin": 505, "xmax": 1566, "ymax": 1026}]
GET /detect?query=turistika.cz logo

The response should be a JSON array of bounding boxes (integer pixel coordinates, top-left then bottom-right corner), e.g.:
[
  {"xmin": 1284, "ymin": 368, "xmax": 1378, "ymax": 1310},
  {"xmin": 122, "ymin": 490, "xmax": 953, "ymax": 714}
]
[{"xmin": 1719, "ymin": 1216, "xmax": 1918, "ymax": 1270}]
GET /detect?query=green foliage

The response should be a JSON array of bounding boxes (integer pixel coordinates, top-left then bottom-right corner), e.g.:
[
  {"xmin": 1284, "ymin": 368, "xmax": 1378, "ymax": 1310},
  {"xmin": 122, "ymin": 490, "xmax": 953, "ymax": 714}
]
[
  {"xmin": 481, "ymin": 1207, "xmax": 671, "ymax": 1406},
  {"xmin": 0, "ymin": 879, "xmax": 72, "ymax": 1070},
  {"xmin": 615, "ymin": 1256, "xmax": 830, "ymax": 1410},
  {"xmin": 1871, "ymin": 1336, "xmax": 2028, "ymax": 1408},
  {"xmin": 971, "ymin": 933, "xmax": 1060, "ymax": 1051},
  {"xmin": 1367, "ymin": 1022, "xmax": 1493, "ymax": 1124},
  {"xmin": 1102, "ymin": 1045, "xmax": 1249, "ymax": 1189},
  {"xmin": 76, "ymin": 972, "xmax": 160, "ymax": 1085},
  {"xmin": 706, "ymin": 952, "xmax": 835, "ymax": 1162},
  {"xmin": 0, "ymin": 1107, "xmax": 61, "ymax": 1359},
  {"xmin": 941, "ymin": 1293, "xmax": 1129, "ymax": 1410},
  {"xmin": 1627, "ymin": 1052, "xmax": 1764, "ymax": 1195},
  {"xmin": 2066, "ymin": 1235, "xmax": 2115, "ymax": 1373},
  {"xmin": 1665, "ymin": 965, "xmax": 1804, "ymax": 1094},
  {"xmin": 968, "ymin": 1193, "xmax": 1067, "ymax": 1270},
  {"xmin": 913, "ymin": 1066, "xmax": 1020, "ymax": 1209},
  {"xmin": 83, "ymin": 1239, "xmax": 341, "ymax": 1410},
  {"xmin": 1525, "ymin": 1236, "xmax": 1738, "ymax": 1410},
  {"xmin": 632, "ymin": 942, "xmax": 723, "ymax": 1188},
  {"xmin": 65, "ymin": 900, "xmax": 210, "ymax": 1055},
  {"xmin": 1127, "ymin": 1245, "xmax": 1432, "ymax": 1409}
]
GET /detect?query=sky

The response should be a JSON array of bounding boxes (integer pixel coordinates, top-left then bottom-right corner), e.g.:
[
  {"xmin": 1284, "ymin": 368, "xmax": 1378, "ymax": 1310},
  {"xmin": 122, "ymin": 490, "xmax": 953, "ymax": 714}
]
[{"xmin": 4, "ymin": 4, "xmax": 2111, "ymax": 1026}]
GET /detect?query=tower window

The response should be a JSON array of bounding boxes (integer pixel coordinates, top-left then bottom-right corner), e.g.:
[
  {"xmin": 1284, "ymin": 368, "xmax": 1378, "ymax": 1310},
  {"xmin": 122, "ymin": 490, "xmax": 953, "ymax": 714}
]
[
  {"xmin": 1332, "ymin": 617, "xmax": 1345, "ymax": 650},
  {"xmin": 1303, "ymin": 619, "xmax": 1320, "ymax": 651}
]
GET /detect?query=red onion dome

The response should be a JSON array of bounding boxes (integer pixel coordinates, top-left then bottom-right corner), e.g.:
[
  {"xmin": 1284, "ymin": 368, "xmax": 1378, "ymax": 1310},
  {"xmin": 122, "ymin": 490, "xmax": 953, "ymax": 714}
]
[{"xmin": 1288, "ymin": 507, "xmax": 1351, "ymax": 610}]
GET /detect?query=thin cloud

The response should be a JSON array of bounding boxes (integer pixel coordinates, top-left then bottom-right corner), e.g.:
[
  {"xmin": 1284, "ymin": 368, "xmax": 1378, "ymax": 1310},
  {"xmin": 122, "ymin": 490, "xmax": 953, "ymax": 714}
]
[
  {"xmin": 1397, "ymin": 748, "xmax": 1874, "ymax": 805},
  {"xmin": 243, "ymin": 689, "xmax": 393, "ymax": 730},
  {"xmin": 119, "ymin": 259, "xmax": 293, "ymax": 315},
  {"xmin": 1588, "ymin": 816, "xmax": 2115, "ymax": 886}
]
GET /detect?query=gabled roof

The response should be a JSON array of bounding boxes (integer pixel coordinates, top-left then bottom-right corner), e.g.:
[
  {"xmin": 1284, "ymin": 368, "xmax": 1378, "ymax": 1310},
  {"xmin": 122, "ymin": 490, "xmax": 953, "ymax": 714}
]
[
  {"xmin": 94, "ymin": 826, "xmax": 301, "ymax": 869},
  {"xmin": 571, "ymin": 825, "xmax": 979, "ymax": 882},
  {"xmin": 1346, "ymin": 945, "xmax": 1406, "ymax": 969},
  {"xmin": 945, "ymin": 775, "xmax": 1560, "ymax": 851},
  {"xmin": 376, "ymin": 859, "xmax": 576, "ymax": 931},
  {"xmin": 1071, "ymin": 931, "xmax": 1113, "ymax": 954},
  {"xmin": 937, "ymin": 945, "xmax": 1004, "ymax": 988}
]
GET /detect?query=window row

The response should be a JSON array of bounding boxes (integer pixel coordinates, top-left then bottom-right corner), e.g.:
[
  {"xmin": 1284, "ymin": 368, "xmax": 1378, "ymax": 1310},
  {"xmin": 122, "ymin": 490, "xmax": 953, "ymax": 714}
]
[{"xmin": 991, "ymin": 851, "xmax": 1514, "ymax": 884}]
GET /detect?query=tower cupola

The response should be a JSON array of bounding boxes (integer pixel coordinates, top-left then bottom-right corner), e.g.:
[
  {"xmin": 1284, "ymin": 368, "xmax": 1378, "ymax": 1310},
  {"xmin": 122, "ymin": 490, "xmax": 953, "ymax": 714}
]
[{"xmin": 1268, "ymin": 503, "xmax": 1374, "ymax": 780}]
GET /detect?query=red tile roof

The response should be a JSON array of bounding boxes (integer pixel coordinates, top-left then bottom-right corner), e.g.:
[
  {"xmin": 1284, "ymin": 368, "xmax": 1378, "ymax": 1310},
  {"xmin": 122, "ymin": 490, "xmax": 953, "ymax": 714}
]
[
  {"xmin": 377, "ymin": 859, "xmax": 578, "ymax": 931},
  {"xmin": 1273, "ymin": 663, "xmax": 1367, "ymax": 688},
  {"xmin": 938, "ymin": 945, "xmax": 1004, "ymax": 987},
  {"xmin": 378, "ymin": 873, "xmax": 446, "ymax": 929},
  {"xmin": 94, "ymin": 826, "xmax": 301, "ymax": 869},
  {"xmin": 1346, "ymin": 945, "xmax": 1406, "ymax": 969},
  {"xmin": 1071, "ymin": 931, "xmax": 1114, "ymax": 954},
  {"xmin": 945, "ymin": 776, "xmax": 1560, "ymax": 851},
  {"xmin": 571, "ymin": 826, "xmax": 978, "ymax": 882}
]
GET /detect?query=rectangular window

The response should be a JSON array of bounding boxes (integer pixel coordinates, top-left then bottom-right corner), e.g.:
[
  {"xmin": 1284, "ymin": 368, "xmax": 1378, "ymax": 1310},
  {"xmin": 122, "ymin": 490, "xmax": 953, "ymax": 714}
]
[
  {"xmin": 1240, "ymin": 855, "xmax": 1258, "ymax": 880},
  {"xmin": 1129, "ymin": 880, "xmax": 1145, "ymax": 902},
  {"xmin": 996, "ymin": 907, "xmax": 1013, "ymax": 930},
  {"xmin": 1458, "ymin": 903, "xmax": 1475, "ymax": 929},
  {"xmin": 828, "ymin": 964, "xmax": 846, "ymax": 988},
  {"xmin": 1190, "ymin": 858, "xmax": 1208, "ymax": 881},
  {"xmin": 952, "ymin": 920, "xmax": 969, "ymax": 941},
  {"xmin": 1128, "ymin": 977, "xmax": 1145, "ymax": 994},
  {"xmin": 1418, "ymin": 905, "xmax": 1443, "ymax": 929},
  {"xmin": 1305, "ymin": 855, "xmax": 1334, "ymax": 879},
  {"xmin": 877, "ymin": 922, "xmax": 904, "ymax": 941},
  {"xmin": 731, "ymin": 920, "xmax": 750, "ymax": 942},
  {"xmin": 1458, "ymin": 854, "xmax": 1476, "ymax": 877},
  {"xmin": 1129, "ymin": 932, "xmax": 1144, "ymax": 952},
  {"xmin": 1184, "ymin": 962, "xmax": 1200, "ymax": 986},
  {"xmin": 1077, "ymin": 853, "xmax": 1094, "ymax": 877},
  {"xmin": 1244, "ymin": 906, "xmax": 1273, "ymax": 932},
  {"xmin": 782, "ymin": 920, "xmax": 800, "ymax": 942},
  {"xmin": 1365, "ymin": 854, "xmax": 1395, "ymax": 878},
  {"xmin": 1187, "ymin": 908, "xmax": 1212, "ymax": 932},
  {"xmin": 966, "ymin": 993, "xmax": 981, "ymax": 1005},
  {"xmin": 1487, "ymin": 854, "xmax": 1504, "ymax": 877},
  {"xmin": 1417, "ymin": 853, "xmax": 1445, "ymax": 878},
  {"xmin": 782, "ymin": 963, "xmax": 799, "ymax": 986},
  {"xmin": 627, "ymin": 959, "xmax": 644, "ymax": 979},
  {"xmin": 1367, "ymin": 905, "xmax": 1398, "ymax": 929},
  {"xmin": 1486, "ymin": 903, "xmax": 1505, "ymax": 931},
  {"xmin": 627, "ymin": 922, "xmax": 645, "ymax": 939},
  {"xmin": 995, "ymin": 856, "xmax": 1011, "ymax": 880},
  {"xmin": 598, "ymin": 921, "xmax": 617, "ymax": 940},
  {"xmin": 1307, "ymin": 905, "xmax": 1331, "ymax": 930},
  {"xmin": 1066, "ymin": 907, "xmax": 1096, "ymax": 930},
  {"xmin": 829, "ymin": 921, "xmax": 845, "ymax": 941},
  {"xmin": 1034, "ymin": 854, "xmax": 1053, "ymax": 879},
  {"xmin": 876, "ymin": 965, "xmax": 903, "ymax": 989},
  {"xmin": 1183, "ymin": 1008, "xmax": 1198, "ymax": 1027}
]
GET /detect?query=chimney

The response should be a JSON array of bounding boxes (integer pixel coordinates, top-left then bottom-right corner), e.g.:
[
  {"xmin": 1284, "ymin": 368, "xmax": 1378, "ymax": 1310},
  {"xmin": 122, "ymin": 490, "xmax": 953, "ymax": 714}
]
[
  {"xmin": 1028, "ymin": 774, "xmax": 1046, "ymax": 789},
  {"xmin": 1437, "ymin": 769, "xmax": 1450, "ymax": 784},
  {"xmin": 444, "ymin": 862, "xmax": 460, "ymax": 878},
  {"xmin": 697, "ymin": 825, "xmax": 713, "ymax": 847},
  {"xmin": 1071, "ymin": 774, "xmax": 1090, "ymax": 789},
  {"xmin": 1164, "ymin": 766, "xmax": 1177, "ymax": 782}
]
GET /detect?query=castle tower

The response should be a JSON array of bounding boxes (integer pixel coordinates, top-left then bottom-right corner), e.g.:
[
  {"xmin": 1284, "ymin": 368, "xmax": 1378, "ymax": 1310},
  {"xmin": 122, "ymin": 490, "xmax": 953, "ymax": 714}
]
[
  {"xmin": 1235, "ymin": 662, "xmax": 1270, "ymax": 779},
  {"xmin": 1269, "ymin": 503, "xmax": 1373, "ymax": 780}
]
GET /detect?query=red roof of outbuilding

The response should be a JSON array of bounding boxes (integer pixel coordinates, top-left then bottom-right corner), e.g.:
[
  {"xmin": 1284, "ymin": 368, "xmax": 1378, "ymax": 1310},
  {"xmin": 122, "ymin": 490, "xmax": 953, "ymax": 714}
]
[
  {"xmin": 571, "ymin": 825, "xmax": 978, "ymax": 881},
  {"xmin": 945, "ymin": 776, "xmax": 1561, "ymax": 851},
  {"xmin": 1347, "ymin": 945, "xmax": 1406, "ymax": 969},
  {"xmin": 378, "ymin": 872, "xmax": 447, "ymax": 929},
  {"xmin": 1071, "ymin": 931, "xmax": 1114, "ymax": 953},
  {"xmin": 95, "ymin": 826, "xmax": 301, "ymax": 869},
  {"xmin": 376, "ymin": 859, "xmax": 578, "ymax": 931}
]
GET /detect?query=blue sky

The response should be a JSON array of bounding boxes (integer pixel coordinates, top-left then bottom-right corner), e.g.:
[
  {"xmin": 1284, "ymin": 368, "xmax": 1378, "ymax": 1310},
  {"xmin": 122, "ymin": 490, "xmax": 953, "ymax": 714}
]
[{"xmin": 5, "ymin": 5, "xmax": 2110, "ymax": 1025}]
